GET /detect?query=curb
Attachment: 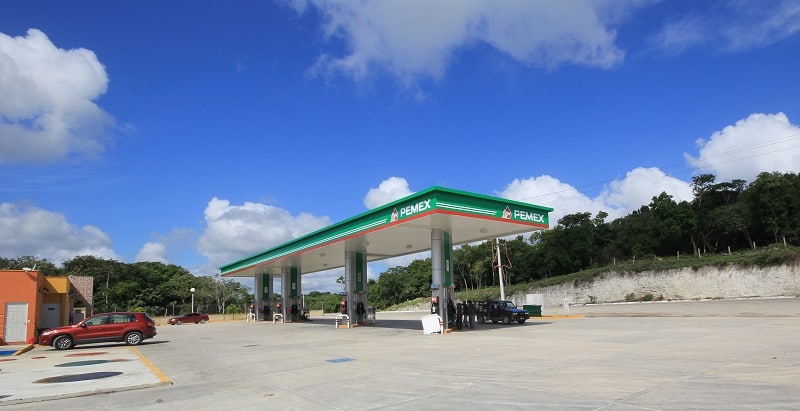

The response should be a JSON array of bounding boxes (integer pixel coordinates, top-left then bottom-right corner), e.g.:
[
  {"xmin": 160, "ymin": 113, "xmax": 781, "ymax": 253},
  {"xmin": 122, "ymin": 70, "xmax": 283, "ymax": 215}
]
[{"xmin": 13, "ymin": 344, "xmax": 35, "ymax": 356}]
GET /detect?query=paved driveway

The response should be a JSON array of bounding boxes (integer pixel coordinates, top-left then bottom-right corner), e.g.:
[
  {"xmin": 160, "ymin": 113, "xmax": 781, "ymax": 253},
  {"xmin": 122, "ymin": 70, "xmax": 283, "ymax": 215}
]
[{"xmin": 5, "ymin": 298, "xmax": 800, "ymax": 410}]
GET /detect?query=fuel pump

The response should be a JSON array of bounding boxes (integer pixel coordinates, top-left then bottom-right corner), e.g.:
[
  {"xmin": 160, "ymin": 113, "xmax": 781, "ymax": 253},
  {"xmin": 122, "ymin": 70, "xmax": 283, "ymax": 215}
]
[{"xmin": 351, "ymin": 292, "xmax": 366, "ymax": 323}]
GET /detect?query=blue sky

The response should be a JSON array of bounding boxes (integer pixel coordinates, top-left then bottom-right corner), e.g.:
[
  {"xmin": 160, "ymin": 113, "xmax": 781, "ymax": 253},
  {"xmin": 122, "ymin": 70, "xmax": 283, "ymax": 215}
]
[{"xmin": 2, "ymin": 1, "xmax": 799, "ymax": 292}]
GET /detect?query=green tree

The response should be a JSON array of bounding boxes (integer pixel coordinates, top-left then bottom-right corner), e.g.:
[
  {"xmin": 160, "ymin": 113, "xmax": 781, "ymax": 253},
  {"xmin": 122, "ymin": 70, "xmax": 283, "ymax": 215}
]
[
  {"xmin": 0, "ymin": 256, "xmax": 61, "ymax": 275},
  {"xmin": 649, "ymin": 192, "xmax": 695, "ymax": 255},
  {"xmin": 743, "ymin": 172, "xmax": 800, "ymax": 245},
  {"xmin": 690, "ymin": 174, "xmax": 747, "ymax": 253},
  {"xmin": 611, "ymin": 206, "xmax": 657, "ymax": 258},
  {"xmin": 211, "ymin": 274, "xmax": 251, "ymax": 314}
]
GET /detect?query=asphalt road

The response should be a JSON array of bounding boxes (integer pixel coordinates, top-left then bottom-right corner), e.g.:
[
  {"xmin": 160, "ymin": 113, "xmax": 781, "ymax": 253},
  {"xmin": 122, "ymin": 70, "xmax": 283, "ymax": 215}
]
[{"xmin": 4, "ymin": 297, "xmax": 800, "ymax": 410}]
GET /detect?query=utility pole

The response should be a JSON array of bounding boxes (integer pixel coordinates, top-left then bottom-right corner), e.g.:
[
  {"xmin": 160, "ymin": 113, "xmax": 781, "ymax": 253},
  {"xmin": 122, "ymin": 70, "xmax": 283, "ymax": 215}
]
[
  {"xmin": 496, "ymin": 238, "xmax": 506, "ymax": 301},
  {"xmin": 105, "ymin": 271, "xmax": 110, "ymax": 311}
]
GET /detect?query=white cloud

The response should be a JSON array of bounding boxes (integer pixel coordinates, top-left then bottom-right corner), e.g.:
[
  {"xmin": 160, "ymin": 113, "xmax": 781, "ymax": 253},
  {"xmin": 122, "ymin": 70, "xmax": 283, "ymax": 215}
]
[
  {"xmin": 0, "ymin": 202, "xmax": 120, "ymax": 263},
  {"xmin": 720, "ymin": 1, "xmax": 800, "ymax": 51},
  {"xmin": 650, "ymin": 1, "xmax": 800, "ymax": 54},
  {"xmin": 499, "ymin": 168, "xmax": 693, "ymax": 225},
  {"xmin": 363, "ymin": 176, "xmax": 414, "ymax": 209},
  {"xmin": 301, "ymin": 268, "xmax": 345, "ymax": 294},
  {"xmin": 197, "ymin": 197, "xmax": 332, "ymax": 270},
  {"xmin": 598, "ymin": 167, "xmax": 693, "ymax": 214},
  {"xmin": 0, "ymin": 29, "xmax": 113, "ymax": 164},
  {"xmin": 686, "ymin": 112, "xmax": 800, "ymax": 183},
  {"xmin": 647, "ymin": 15, "xmax": 707, "ymax": 54},
  {"xmin": 135, "ymin": 242, "xmax": 169, "ymax": 264},
  {"xmin": 289, "ymin": 1, "xmax": 634, "ymax": 86}
]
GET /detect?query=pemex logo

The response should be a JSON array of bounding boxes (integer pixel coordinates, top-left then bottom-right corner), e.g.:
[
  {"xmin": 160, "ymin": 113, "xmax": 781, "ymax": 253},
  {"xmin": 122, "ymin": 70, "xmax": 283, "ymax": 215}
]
[
  {"xmin": 502, "ymin": 206, "xmax": 512, "ymax": 219},
  {"xmin": 391, "ymin": 208, "xmax": 399, "ymax": 222}
]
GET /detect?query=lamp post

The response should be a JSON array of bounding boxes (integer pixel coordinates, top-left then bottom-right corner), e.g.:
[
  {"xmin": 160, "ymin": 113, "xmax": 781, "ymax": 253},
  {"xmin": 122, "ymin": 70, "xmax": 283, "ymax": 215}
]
[{"xmin": 190, "ymin": 287, "xmax": 196, "ymax": 312}]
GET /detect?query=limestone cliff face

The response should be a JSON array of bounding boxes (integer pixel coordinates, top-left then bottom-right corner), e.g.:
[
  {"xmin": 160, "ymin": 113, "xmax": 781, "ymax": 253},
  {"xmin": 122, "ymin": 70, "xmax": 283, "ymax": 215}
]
[{"xmin": 512, "ymin": 264, "xmax": 800, "ymax": 307}]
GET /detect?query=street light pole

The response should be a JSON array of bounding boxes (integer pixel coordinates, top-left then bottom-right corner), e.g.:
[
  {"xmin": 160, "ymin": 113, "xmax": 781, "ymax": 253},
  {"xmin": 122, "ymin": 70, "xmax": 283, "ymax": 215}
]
[{"xmin": 190, "ymin": 287, "xmax": 196, "ymax": 312}]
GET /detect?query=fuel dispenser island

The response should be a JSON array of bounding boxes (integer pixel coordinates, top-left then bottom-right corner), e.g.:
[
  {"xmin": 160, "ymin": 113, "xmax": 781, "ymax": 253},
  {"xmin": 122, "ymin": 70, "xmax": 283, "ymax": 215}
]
[
  {"xmin": 429, "ymin": 284, "xmax": 455, "ymax": 330},
  {"xmin": 355, "ymin": 293, "xmax": 367, "ymax": 324},
  {"xmin": 339, "ymin": 293, "xmax": 348, "ymax": 315},
  {"xmin": 289, "ymin": 297, "xmax": 300, "ymax": 321}
]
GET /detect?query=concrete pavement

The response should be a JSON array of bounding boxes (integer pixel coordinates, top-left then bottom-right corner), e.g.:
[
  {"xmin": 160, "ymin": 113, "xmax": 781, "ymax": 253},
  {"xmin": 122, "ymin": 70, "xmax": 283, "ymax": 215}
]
[
  {"xmin": 0, "ymin": 344, "xmax": 171, "ymax": 405},
  {"xmin": 2, "ymin": 297, "xmax": 799, "ymax": 410}
]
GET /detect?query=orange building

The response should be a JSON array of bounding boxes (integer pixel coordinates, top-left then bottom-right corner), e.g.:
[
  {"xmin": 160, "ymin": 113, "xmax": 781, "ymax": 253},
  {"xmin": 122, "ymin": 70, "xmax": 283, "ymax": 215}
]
[{"xmin": 0, "ymin": 270, "xmax": 85, "ymax": 345}]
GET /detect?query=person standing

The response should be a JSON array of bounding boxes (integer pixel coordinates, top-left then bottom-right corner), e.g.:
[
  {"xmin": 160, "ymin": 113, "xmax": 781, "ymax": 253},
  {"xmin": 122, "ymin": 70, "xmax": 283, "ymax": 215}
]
[{"xmin": 467, "ymin": 300, "xmax": 477, "ymax": 329}]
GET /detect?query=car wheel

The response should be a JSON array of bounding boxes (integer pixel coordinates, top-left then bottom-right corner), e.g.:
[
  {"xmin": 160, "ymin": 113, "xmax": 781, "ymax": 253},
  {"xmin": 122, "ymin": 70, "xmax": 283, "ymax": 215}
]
[
  {"xmin": 176, "ymin": 320, "xmax": 183, "ymax": 325},
  {"xmin": 503, "ymin": 316, "xmax": 511, "ymax": 325},
  {"xmin": 125, "ymin": 331, "xmax": 143, "ymax": 346},
  {"xmin": 200, "ymin": 319, "xmax": 207, "ymax": 324},
  {"xmin": 53, "ymin": 335, "xmax": 74, "ymax": 350},
  {"xmin": 517, "ymin": 319, "xmax": 526, "ymax": 324}
]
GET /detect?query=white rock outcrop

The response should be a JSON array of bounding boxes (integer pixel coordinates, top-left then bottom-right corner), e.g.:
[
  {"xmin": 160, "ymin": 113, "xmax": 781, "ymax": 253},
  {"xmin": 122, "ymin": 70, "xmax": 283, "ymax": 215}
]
[{"xmin": 514, "ymin": 264, "xmax": 800, "ymax": 307}]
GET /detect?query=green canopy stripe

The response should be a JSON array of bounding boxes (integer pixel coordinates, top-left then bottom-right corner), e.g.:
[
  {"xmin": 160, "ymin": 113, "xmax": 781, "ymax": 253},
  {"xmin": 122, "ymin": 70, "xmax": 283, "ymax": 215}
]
[{"xmin": 437, "ymin": 201, "xmax": 496, "ymax": 216}]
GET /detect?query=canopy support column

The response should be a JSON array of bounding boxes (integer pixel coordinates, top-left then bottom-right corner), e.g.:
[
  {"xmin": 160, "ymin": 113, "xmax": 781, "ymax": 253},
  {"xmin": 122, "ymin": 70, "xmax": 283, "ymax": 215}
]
[
  {"xmin": 260, "ymin": 272, "xmax": 272, "ymax": 320},
  {"xmin": 254, "ymin": 273, "xmax": 263, "ymax": 320},
  {"xmin": 345, "ymin": 249, "xmax": 368, "ymax": 324},
  {"xmin": 431, "ymin": 228, "xmax": 453, "ymax": 329}
]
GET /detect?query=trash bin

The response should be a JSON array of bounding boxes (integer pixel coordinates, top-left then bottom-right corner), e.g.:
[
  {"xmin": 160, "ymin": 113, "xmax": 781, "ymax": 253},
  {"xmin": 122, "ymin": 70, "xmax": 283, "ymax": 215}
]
[{"xmin": 523, "ymin": 305, "xmax": 542, "ymax": 317}]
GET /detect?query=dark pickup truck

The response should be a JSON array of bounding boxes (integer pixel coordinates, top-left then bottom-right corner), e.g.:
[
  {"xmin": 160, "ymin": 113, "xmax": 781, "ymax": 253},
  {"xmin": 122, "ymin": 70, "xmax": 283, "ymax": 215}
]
[{"xmin": 477, "ymin": 300, "xmax": 530, "ymax": 325}]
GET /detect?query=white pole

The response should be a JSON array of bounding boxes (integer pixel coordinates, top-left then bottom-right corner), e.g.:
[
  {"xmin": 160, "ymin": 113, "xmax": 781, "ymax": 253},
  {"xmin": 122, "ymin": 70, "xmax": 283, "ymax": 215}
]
[
  {"xmin": 496, "ymin": 238, "xmax": 506, "ymax": 301},
  {"xmin": 190, "ymin": 287, "xmax": 195, "ymax": 312}
]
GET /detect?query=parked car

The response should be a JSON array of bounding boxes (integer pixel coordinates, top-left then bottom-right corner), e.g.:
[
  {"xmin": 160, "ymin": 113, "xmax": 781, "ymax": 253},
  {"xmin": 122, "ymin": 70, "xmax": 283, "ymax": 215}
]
[
  {"xmin": 38, "ymin": 312, "xmax": 157, "ymax": 350},
  {"xmin": 168, "ymin": 312, "xmax": 209, "ymax": 325},
  {"xmin": 477, "ymin": 300, "xmax": 530, "ymax": 324}
]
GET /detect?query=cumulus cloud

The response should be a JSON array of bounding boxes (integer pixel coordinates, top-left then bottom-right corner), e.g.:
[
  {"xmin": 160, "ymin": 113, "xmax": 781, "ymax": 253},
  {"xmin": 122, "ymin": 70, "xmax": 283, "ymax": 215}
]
[
  {"xmin": 0, "ymin": 202, "xmax": 120, "ymax": 262},
  {"xmin": 363, "ymin": 177, "xmax": 414, "ymax": 209},
  {"xmin": 197, "ymin": 197, "xmax": 332, "ymax": 269},
  {"xmin": 686, "ymin": 112, "xmax": 800, "ymax": 183},
  {"xmin": 0, "ymin": 29, "xmax": 113, "ymax": 164},
  {"xmin": 500, "ymin": 175, "xmax": 600, "ymax": 221},
  {"xmin": 649, "ymin": 0, "xmax": 800, "ymax": 53},
  {"xmin": 287, "ymin": 1, "xmax": 634, "ymax": 86},
  {"xmin": 499, "ymin": 168, "xmax": 693, "ymax": 225},
  {"xmin": 135, "ymin": 242, "xmax": 169, "ymax": 264},
  {"xmin": 598, "ymin": 168, "xmax": 694, "ymax": 214}
]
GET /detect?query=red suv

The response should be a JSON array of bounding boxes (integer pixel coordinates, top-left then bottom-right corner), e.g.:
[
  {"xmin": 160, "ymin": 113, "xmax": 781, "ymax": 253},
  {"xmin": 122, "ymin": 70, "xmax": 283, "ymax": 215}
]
[{"xmin": 39, "ymin": 312, "xmax": 157, "ymax": 350}]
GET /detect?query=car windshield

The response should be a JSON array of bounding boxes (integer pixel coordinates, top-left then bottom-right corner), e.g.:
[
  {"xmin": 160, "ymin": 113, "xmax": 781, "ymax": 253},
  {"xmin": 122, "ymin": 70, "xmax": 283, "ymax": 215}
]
[{"xmin": 503, "ymin": 301, "xmax": 517, "ymax": 308}]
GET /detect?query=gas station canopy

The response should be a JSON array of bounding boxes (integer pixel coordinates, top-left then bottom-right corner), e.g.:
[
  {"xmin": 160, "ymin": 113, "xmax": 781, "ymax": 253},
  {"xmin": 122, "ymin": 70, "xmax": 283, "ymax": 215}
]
[{"xmin": 220, "ymin": 186, "xmax": 552, "ymax": 278}]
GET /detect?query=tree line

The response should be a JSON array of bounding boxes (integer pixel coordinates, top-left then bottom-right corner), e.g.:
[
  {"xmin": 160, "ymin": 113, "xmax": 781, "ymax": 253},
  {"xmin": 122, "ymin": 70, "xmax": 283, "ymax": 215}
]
[{"xmin": 0, "ymin": 255, "xmax": 252, "ymax": 317}]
